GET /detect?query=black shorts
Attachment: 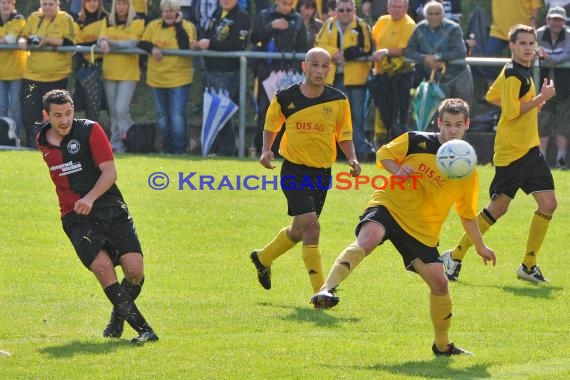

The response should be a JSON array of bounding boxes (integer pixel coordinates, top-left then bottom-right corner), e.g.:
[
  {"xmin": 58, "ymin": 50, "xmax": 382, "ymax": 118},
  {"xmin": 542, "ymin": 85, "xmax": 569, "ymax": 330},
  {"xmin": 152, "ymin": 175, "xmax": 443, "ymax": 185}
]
[
  {"xmin": 62, "ymin": 205, "xmax": 143, "ymax": 269},
  {"xmin": 280, "ymin": 159, "xmax": 332, "ymax": 217},
  {"xmin": 490, "ymin": 147, "xmax": 555, "ymax": 199},
  {"xmin": 355, "ymin": 206, "xmax": 441, "ymax": 272}
]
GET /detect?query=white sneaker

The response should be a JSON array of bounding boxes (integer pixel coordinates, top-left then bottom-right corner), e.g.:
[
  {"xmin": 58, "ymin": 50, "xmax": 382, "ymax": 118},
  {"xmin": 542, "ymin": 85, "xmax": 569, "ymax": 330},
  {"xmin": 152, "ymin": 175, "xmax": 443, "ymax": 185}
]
[
  {"xmin": 441, "ymin": 250, "xmax": 462, "ymax": 281},
  {"xmin": 517, "ymin": 264, "xmax": 549, "ymax": 283}
]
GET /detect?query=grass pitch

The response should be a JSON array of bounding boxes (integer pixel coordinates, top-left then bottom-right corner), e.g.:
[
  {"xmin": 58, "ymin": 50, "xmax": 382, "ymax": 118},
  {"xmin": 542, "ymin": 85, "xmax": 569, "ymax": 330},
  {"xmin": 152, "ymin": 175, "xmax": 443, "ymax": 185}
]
[{"xmin": 1, "ymin": 151, "xmax": 569, "ymax": 379}]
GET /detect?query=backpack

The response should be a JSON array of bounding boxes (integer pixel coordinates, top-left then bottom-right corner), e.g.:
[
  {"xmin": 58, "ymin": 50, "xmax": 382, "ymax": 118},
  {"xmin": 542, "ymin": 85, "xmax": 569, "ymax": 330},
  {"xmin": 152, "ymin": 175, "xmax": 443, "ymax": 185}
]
[
  {"xmin": 125, "ymin": 123, "xmax": 157, "ymax": 153},
  {"xmin": 0, "ymin": 117, "xmax": 18, "ymax": 146}
]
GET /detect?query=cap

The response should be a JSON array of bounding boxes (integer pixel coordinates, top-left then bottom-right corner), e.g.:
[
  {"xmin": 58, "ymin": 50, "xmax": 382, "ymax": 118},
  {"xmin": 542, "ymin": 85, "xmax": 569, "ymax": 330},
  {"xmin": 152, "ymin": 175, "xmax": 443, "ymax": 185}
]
[{"xmin": 547, "ymin": 6, "xmax": 567, "ymax": 21}]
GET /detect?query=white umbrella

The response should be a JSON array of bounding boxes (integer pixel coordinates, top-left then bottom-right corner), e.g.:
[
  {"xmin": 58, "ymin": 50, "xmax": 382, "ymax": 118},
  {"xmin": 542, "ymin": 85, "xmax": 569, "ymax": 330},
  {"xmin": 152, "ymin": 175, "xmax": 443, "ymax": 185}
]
[{"xmin": 201, "ymin": 88, "xmax": 238, "ymax": 156}]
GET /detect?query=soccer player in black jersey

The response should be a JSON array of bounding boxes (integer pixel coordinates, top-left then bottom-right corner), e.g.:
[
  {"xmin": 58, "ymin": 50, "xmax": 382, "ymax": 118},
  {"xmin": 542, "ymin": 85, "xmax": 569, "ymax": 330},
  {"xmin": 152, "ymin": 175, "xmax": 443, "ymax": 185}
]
[
  {"xmin": 37, "ymin": 89, "xmax": 158, "ymax": 345},
  {"xmin": 442, "ymin": 24, "xmax": 558, "ymax": 284},
  {"xmin": 250, "ymin": 47, "xmax": 361, "ymax": 293}
]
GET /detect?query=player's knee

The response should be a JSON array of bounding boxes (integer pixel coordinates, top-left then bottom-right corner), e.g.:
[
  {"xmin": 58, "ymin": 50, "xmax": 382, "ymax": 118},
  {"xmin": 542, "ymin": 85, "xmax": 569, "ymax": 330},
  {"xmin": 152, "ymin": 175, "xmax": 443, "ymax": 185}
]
[
  {"xmin": 539, "ymin": 198, "xmax": 557, "ymax": 215},
  {"xmin": 430, "ymin": 275, "xmax": 449, "ymax": 295},
  {"xmin": 123, "ymin": 267, "xmax": 144, "ymax": 284}
]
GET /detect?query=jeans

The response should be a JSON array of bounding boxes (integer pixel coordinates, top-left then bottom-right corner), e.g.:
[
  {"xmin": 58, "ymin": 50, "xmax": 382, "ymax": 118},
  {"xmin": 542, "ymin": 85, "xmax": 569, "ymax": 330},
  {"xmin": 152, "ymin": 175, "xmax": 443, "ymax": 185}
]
[
  {"xmin": 0, "ymin": 79, "xmax": 23, "ymax": 142},
  {"xmin": 21, "ymin": 78, "xmax": 68, "ymax": 148},
  {"xmin": 333, "ymin": 76, "xmax": 374, "ymax": 157},
  {"xmin": 151, "ymin": 84, "xmax": 191, "ymax": 154},
  {"xmin": 104, "ymin": 80, "xmax": 137, "ymax": 153},
  {"xmin": 205, "ymin": 71, "xmax": 239, "ymax": 156}
]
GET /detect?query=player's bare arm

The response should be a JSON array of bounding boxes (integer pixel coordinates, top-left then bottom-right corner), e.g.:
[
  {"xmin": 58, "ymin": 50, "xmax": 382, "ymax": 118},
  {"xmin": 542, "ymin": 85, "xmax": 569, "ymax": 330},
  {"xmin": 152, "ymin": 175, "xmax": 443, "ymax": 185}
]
[
  {"xmin": 74, "ymin": 160, "xmax": 117, "ymax": 215},
  {"xmin": 460, "ymin": 216, "xmax": 496, "ymax": 266},
  {"xmin": 338, "ymin": 140, "xmax": 361, "ymax": 177},
  {"xmin": 259, "ymin": 130, "xmax": 277, "ymax": 169}
]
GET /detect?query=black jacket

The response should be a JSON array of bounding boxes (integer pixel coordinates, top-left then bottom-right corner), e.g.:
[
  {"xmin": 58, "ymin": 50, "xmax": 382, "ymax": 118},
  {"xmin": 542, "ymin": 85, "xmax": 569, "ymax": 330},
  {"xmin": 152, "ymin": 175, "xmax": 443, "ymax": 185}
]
[
  {"xmin": 250, "ymin": 6, "xmax": 307, "ymax": 77},
  {"xmin": 202, "ymin": 5, "xmax": 251, "ymax": 71}
]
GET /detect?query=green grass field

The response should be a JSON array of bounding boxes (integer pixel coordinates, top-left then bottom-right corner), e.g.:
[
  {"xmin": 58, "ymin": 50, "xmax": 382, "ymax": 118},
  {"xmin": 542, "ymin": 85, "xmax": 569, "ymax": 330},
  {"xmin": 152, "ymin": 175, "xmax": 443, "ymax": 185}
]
[{"xmin": 1, "ymin": 151, "xmax": 569, "ymax": 379}]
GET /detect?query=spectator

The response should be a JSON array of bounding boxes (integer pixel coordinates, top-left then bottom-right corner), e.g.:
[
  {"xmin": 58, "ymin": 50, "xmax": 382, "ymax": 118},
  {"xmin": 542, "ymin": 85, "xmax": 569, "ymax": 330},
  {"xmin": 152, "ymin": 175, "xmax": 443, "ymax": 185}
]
[
  {"xmin": 65, "ymin": 0, "xmax": 82, "ymax": 16},
  {"xmin": 132, "ymin": 0, "xmax": 149, "ymax": 19},
  {"xmin": 98, "ymin": 0, "xmax": 145, "ymax": 153},
  {"xmin": 250, "ymin": 0, "xmax": 307, "ymax": 154},
  {"xmin": 17, "ymin": 0, "xmax": 76, "ymax": 148},
  {"xmin": 138, "ymin": 0, "xmax": 197, "ymax": 154},
  {"xmin": 361, "ymin": 0, "xmax": 387, "ymax": 23},
  {"xmin": 484, "ymin": 0, "xmax": 543, "ymax": 83},
  {"xmin": 296, "ymin": 0, "xmax": 322, "ymax": 48},
  {"xmin": 537, "ymin": 6, "xmax": 570, "ymax": 169},
  {"xmin": 192, "ymin": 0, "xmax": 251, "ymax": 156},
  {"xmin": 188, "ymin": 0, "xmax": 218, "ymax": 37},
  {"xmin": 406, "ymin": 0, "xmax": 473, "ymax": 108},
  {"xmin": 325, "ymin": 0, "xmax": 336, "ymax": 19},
  {"xmin": 545, "ymin": 0, "xmax": 570, "ymax": 26},
  {"xmin": 408, "ymin": 0, "xmax": 461, "ymax": 23},
  {"xmin": 74, "ymin": 0, "xmax": 108, "ymax": 123},
  {"xmin": 0, "ymin": 0, "xmax": 26, "ymax": 144},
  {"xmin": 316, "ymin": 0, "xmax": 375, "ymax": 161},
  {"xmin": 180, "ymin": 0, "xmax": 192, "ymax": 20},
  {"xmin": 370, "ymin": 0, "xmax": 416, "ymax": 139}
]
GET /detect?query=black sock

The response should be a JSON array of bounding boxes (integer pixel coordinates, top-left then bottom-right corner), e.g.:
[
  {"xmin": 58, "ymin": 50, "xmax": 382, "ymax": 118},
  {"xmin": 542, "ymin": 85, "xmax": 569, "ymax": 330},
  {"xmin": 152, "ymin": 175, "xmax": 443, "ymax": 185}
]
[
  {"xmin": 103, "ymin": 282, "xmax": 151, "ymax": 333},
  {"xmin": 122, "ymin": 277, "xmax": 144, "ymax": 300}
]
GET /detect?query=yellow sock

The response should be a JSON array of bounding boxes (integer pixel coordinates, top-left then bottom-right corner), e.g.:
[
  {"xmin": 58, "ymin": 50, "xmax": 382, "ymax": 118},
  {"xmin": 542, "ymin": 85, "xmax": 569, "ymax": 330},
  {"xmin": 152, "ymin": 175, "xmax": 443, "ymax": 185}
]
[
  {"xmin": 522, "ymin": 211, "xmax": 552, "ymax": 269},
  {"xmin": 451, "ymin": 209, "xmax": 495, "ymax": 261},
  {"xmin": 322, "ymin": 243, "xmax": 365, "ymax": 290},
  {"xmin": 430, "ymin": 293, "xmax": 453, "ymax": 352},
  {"xmin": 258, "ymin": 227, "xmax": 297, "ymax": 267},
  {"xmin": 302, "ymin": 245, "xmax": 324, "ymax": 292}
]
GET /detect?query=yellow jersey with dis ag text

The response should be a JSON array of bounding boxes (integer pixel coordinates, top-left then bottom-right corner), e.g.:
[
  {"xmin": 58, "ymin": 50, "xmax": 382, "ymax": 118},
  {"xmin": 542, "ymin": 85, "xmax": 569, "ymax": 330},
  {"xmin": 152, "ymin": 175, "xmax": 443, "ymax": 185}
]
[
  {"xmin": 369, "ymin": 131, "xmax": 479, "ymax": 247},
  {"xmin": 264, "ymin": 84, "xmax": 353, "ymax": 169}
]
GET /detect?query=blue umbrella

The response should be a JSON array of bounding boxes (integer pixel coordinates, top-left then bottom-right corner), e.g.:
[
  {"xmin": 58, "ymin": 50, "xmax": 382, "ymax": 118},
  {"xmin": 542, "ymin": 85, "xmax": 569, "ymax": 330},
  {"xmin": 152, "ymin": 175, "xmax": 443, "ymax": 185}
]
[
  {"xmin": 412, "ymin": 67, "xmax": 446, "ymax": 131},
  {"xmin": 201, "ymin": 88, "xmax": 238, "ymax": 156}
]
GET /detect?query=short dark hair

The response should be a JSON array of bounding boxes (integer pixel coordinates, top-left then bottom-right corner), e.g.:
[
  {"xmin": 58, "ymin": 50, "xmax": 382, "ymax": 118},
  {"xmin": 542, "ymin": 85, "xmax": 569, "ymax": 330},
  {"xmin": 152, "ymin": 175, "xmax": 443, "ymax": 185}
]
[
  {"xmin": 43, "ymin": 89, "xmax": 74, "ymax": 113},
  {"xmin": 438, "ymin": 98, "xmax": 470, "ymax": 121},
  {"xmin": 508, "ymin": 24, "xmax": 536, "ymax": 43}
]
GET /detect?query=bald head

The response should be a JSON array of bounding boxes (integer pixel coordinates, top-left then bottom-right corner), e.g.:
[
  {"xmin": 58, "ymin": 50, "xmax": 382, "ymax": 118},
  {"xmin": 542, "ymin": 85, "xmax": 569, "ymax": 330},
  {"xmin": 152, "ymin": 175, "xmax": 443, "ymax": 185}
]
[{"xmin": 305, "ymin": 47, "xmax": 331, "ymax": 64}]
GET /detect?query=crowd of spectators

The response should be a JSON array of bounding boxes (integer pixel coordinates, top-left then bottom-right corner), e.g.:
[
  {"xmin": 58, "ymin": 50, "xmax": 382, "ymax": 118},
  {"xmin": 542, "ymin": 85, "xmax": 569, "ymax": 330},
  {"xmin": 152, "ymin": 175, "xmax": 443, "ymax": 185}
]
[{"xmin": 0, "ymin": 0, "xmax": 569, "ymax": 166}]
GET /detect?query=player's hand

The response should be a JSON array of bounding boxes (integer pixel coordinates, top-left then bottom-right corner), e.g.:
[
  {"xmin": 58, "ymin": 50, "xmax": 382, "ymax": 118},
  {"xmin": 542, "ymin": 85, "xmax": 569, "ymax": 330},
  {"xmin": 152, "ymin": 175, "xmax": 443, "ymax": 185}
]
[
  {"xmin": 74, "ymin": 197, "xmax": 94, "ymax": 216},
  {"xmin": 541, "ymin": 78, "xmax": 555, "ymax": 101},
  {"xmin": 476, "ymin": 246, "xmax": 496, "ymax": 266},
  {"xmin": 348, "ymin": 159, "xmax": 361, "ymax": 177},
  {"xmin": 259, "ymin": 150, "xmax": 275, "ymax": 169}
]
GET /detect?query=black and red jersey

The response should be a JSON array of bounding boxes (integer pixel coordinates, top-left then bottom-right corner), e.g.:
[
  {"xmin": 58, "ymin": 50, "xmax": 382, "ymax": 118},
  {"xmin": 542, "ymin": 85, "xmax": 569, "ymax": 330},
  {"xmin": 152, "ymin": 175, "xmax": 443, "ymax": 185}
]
[{"xmin": 37, "ymin": 119, "xmax": 124, "ymax": 218}]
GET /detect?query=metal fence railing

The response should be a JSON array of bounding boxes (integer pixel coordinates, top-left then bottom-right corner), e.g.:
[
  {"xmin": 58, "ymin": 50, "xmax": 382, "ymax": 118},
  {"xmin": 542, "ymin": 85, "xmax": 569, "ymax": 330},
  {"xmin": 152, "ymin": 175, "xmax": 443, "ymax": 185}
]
[{"xmin": 1, "ymin": 44, "xmax": 568, "ymax": 157}]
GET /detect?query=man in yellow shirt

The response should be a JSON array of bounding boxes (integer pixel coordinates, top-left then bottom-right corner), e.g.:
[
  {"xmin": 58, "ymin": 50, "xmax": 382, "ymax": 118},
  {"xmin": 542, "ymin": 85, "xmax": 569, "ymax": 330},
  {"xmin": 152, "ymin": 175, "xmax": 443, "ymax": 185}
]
[
  {"xmin": 316, "ymin": 0, "xmax": 375, "ymax": 161},
  {"xmin": 17, "ymin": 0, "xmax": 76, "ymax": 147},
  {"xmin": 442, "ymin": 25, "xmax": 557, "ymax": 284},
  {"xmin": 370, "ymin": 0, "xmax": 415, "ymax": 139},
  {"xmin": 250, "ymin": 47, "xmax": 361, "ymax": 294},
  {"xmin": 311, "ymin": 98, "xmax": 496, "ymax": 356}
]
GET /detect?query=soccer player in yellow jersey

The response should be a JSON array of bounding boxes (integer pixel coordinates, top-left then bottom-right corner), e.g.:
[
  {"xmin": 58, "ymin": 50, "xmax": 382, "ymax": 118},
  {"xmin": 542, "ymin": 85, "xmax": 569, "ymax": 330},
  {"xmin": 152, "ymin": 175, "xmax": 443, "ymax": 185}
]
[
  {"xmin": 250, "ymin": 47, "xmax": 361, "ymax": 294},
  {"xmin": 310, "ymin": 98, "xmax": 496, "ymax": 356},
  {"xmin": 442, "ymin": 24, "xmax": 558, "ymax": 284}
]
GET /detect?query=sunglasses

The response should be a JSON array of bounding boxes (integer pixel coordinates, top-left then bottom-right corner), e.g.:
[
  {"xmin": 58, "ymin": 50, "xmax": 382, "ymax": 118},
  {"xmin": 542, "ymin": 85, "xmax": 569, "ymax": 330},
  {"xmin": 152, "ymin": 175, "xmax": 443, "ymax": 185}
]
[{"xmin": 337, "ymin": 8, "xmax": 354, "ymax": 13}]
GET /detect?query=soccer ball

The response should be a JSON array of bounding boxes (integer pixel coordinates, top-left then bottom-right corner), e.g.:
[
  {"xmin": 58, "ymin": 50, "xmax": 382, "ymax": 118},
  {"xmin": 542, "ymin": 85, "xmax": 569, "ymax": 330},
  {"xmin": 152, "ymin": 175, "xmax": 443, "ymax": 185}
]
[{"xmin": 436, "ymin": 139, "xmax": 477, "ymax": 179}]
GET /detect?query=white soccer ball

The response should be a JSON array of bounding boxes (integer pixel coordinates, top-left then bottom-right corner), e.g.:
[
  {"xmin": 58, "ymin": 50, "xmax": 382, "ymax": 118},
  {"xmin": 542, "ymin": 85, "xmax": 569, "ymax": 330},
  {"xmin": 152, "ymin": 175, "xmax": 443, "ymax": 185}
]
[{"xmin": 436, "ymin": 139, "xmax": 477, "ymax": 179}]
